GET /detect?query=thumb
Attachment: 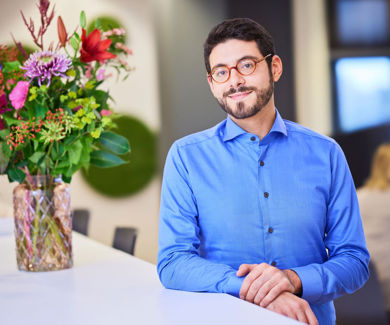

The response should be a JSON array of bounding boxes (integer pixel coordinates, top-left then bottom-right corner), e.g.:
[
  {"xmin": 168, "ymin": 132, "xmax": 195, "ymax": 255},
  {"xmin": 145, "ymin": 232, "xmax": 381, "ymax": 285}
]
[{"xmin": 236, "ymin": 264, "xmax": 254, "ymax": 276}]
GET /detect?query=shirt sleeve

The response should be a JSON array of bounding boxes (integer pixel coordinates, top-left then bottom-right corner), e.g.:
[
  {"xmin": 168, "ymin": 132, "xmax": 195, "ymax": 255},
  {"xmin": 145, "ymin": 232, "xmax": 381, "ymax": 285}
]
[
  {"xmin": 157, "ymin": 142, "xmax": 244, "ymax": 297},
  {"xmin": 291, "ymin": 142, "xmax": 370, "ymax": 305}
]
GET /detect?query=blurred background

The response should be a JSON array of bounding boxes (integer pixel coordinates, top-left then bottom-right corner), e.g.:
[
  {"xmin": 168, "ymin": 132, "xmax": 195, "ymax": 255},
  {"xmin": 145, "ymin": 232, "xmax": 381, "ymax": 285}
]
[
  {"xmin": 0, "ymin": 0, "xmax": 388, "ymax": 266},
  {"xmin": 2, "ymin": 0, "xmax": 390, "ymax": 323}
]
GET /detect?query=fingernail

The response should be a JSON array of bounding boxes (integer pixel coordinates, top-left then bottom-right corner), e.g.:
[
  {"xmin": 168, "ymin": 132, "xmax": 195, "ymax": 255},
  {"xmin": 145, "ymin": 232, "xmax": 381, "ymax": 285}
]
[{"xmin": 240, "ymin": 295, "xmax": 244, "ymax": 299}]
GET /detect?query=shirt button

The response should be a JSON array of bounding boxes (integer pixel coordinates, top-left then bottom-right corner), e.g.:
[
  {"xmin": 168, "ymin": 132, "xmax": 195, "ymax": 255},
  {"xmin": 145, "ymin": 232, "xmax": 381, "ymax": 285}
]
[
  {"xmin": 271, "ymin": 261, "xmax": 277, "ymax": 266},
  {"xmin": 260, "ymin": 161, "xmax": 264, "ymax": 166},
  {"xmin": 268, "ymin": 227, "xmax": 274, "ymax": 233},
  {"xmin": 250, "ymin": 136, "xmax": 256, "ymax": 141},
  {"xmin": 264, "ymin": 192, "xmax": 269, "ymax": 198}
]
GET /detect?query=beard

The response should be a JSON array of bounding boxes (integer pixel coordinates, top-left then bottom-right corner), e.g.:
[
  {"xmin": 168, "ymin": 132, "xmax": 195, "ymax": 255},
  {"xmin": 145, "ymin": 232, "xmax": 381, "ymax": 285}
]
[{"xmin": 217, "ymin": 76, "xmax": 274, "ymax": 120}]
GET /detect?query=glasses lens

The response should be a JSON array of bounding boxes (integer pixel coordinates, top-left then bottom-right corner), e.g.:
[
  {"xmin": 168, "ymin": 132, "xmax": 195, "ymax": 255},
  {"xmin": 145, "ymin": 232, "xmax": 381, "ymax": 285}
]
[
  {"xmin": 212, "ymin": 67, "xmax": 229, "ymax": 82},
  {"xmin": 237, "ymin": 59, "xmax": 257, "ymax": 75}
]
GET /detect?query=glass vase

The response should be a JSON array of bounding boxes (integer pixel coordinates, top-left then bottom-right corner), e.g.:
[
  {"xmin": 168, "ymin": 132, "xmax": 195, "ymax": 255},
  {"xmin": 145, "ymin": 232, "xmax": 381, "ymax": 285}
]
[{"xmin": 13, "ymin": 175, "xmax": 73, "ymax": 272}]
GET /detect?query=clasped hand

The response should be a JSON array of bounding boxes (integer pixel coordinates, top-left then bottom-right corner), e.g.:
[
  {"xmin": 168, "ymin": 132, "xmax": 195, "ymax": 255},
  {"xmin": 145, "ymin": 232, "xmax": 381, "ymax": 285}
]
[{"xmin": 237, "ymin": 263, "xmax": 318, "ymax": 325}]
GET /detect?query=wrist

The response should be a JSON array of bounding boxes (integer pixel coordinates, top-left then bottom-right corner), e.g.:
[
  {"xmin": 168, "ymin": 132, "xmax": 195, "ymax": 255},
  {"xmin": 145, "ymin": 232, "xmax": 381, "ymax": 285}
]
[{"xmin": 283, "ymin": 269, "xmax": 302, "ymax": 297}]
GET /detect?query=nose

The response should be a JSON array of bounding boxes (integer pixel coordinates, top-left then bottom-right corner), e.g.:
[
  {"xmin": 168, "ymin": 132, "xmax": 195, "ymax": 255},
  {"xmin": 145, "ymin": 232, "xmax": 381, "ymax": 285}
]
[{"xmin": 229, "ymin": 68, "xmax": 245, "ymax": 88}]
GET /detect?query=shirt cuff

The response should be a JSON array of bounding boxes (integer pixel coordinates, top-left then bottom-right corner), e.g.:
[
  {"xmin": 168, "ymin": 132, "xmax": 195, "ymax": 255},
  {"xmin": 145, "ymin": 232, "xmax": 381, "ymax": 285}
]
[
  {"xmin": 291, "ymin": 264, "xmax": 323, "ymax": 303},
  {"xmin": 223, "ymin": 274, "xmax": 245, "ymax": 297}
]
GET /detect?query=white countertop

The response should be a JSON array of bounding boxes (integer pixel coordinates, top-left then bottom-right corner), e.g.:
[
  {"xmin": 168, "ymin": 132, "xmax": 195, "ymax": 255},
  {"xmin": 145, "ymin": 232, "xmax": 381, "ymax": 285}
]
[{"xmin": 0, "ymin": 218, "xmax": 300, "ymax": 325}]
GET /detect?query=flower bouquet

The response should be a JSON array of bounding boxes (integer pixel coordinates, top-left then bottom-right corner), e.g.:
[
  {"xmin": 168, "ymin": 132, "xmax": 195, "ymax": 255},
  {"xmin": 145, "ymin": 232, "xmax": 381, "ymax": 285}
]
[{"xmin": 0, "ymin": 0, "xmax": 131, "ymax": 271}]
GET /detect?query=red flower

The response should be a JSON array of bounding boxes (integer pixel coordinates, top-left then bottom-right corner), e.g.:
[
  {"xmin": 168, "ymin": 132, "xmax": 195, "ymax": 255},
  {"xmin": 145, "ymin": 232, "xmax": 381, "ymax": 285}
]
[{"xmin": 80, "ymin": 28, "xmax": 116, "ymax": 63}]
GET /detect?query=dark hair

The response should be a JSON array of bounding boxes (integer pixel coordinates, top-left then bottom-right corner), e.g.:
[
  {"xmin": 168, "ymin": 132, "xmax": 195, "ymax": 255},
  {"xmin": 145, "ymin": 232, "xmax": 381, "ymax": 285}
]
[{"xmin": 203, "ymin": 18, "xmax": 275, "ymax": 74}]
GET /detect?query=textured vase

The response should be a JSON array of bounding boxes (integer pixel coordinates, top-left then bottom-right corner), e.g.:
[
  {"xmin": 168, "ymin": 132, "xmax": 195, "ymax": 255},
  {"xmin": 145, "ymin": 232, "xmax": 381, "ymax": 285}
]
[{"xmin": 13, "ymin": 175, "xmax": 73, "ymax": 271}]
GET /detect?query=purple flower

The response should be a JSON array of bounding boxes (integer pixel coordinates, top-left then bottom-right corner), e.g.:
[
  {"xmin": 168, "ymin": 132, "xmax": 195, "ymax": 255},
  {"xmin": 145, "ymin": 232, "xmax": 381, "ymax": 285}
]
[
  {"xmin": 9, "ymin": 81, "xmax": 29, "ymax": 110},
  {"xmin": 21, "ymin": 51, "xmax": 72, "ymax": 86}
]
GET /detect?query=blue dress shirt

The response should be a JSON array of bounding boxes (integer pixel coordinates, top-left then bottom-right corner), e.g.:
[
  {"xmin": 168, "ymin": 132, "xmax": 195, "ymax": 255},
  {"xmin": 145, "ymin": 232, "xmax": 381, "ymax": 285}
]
[{"xmin": 157, "ymin": 109, "xmax": 369, "ymax": 325}]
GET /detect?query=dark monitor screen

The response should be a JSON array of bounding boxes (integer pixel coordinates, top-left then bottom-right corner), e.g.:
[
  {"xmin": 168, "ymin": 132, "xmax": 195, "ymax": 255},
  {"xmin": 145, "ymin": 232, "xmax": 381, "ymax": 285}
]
[
  {"xmin": 335, "ymin": 56, "xmax": 390, "ymax": 133},
  {"xmin": 330, "ymin": 0, "xmax": 390, "ymax": 47}
]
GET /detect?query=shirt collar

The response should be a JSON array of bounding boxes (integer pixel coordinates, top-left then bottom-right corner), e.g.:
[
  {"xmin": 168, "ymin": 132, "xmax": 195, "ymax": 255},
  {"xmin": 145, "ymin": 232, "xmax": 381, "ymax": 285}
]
[{"xmin": 222, "ymin": 108, "xmax": 288, "ymax": 142}]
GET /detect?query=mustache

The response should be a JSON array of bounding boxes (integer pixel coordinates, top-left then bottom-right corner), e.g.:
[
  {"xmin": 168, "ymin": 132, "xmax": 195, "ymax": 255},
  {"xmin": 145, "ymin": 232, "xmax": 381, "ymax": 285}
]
[{"xmin": 223, "ymin": 86, "xmax": 257, "ymax": 97}]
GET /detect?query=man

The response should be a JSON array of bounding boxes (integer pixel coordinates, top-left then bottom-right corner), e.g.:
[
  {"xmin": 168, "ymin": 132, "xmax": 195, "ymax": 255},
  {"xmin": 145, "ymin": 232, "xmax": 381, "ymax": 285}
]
[{"xmin": 157, "ymin": 18, "xmax": 369, "ymax": 325}]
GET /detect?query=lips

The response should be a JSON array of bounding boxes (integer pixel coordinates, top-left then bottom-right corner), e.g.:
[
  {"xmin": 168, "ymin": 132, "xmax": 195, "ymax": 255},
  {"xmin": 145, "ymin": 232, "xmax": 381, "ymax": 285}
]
[{"xmin": 227, "ymin": 91, "xmax": 252, "ymax": 101}]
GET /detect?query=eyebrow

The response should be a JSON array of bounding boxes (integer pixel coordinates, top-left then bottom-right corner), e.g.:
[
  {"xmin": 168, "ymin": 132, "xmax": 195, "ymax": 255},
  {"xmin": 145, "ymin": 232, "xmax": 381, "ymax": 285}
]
[{"xmin": 210, "ymin": 55, "xmax": 260, "ymax": 71}]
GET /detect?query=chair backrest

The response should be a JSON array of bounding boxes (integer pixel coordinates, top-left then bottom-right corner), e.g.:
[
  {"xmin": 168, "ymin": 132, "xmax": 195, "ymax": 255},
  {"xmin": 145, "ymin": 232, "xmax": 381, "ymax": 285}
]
[
  {"xmin": 72, "ymin": 209, "xmax": 90, "ymax": 236},
  {"xmin": 113, "ymin": 227, "xmax": 138, "ymax": 255},
  {"xmin": 334, "ymin": 261, "xmax": 388, "ymax": 325}
]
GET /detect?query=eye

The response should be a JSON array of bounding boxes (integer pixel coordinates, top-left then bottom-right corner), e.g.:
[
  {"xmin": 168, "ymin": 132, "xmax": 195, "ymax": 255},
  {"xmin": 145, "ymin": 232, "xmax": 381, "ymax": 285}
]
[
  {"xmin": 213, "ymin": 67, "xmax": 229, "ymax": 80},
  {"xmin": 238, "ymin": 59, "xmax": 255, "ymax": 73}
]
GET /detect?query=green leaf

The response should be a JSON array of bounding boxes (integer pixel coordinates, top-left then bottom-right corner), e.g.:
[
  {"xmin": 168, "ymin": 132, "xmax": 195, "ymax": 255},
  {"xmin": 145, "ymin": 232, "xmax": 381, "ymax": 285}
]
[
  {"xmin": 62, "ymin": 174, "xmax": 72, "ymax": 183},
  {"xmin": 64, "ymin": 135, "xmax": 76, "ymax": 146},
  {"xmin": 80, "ymin": 11, "xmax": 86, "ymax": 29},
  {"xmin": 0, "ymin": 130, "xmax": 9, "ymax": 140},
  {"xmin": 70, "ymin": 37, "xmax": 78, "ymax": 51},
  {"xmin": 56, "ymin": 160, "xmax": 70, "ymax": 169},
  {"xmin": 68, "ymin": 140, "xmax": 83, "ymax": 165},
  {"xmin": 33, "ymin": 139, "xmax": 40, "ymax": 151},
  {"xmin": 1, "ymin": 141, "xmax": 11, "ymax": 157},
  {"xmin": 73, "ymin": 32, "xmax": 80, "ymax": 42},
  {"xmin": 90, "ymin": 150, "xmax": 127, "ymax": 168},
  {"xmin": 100, "ymin": 131, "xmax": 130, "ymax": 155},
  {"xmin": 28, "ymin": 151, "xmax": 45, "ymax": 164},
  {"xmin": 8, "ymin": 168, "xmax": 26, "ymax": 183},
  {"xmin": 0, "ymin": 142, "xmax": 9, "ymax": 173},
  {"xmin": 2, "ymin": 61, "xmax": 21, "ymax": 73},
  {"xmin": 34, "ymin": 103, "xmax": 48, "ymax": 119},
  {"xmin": 94, "ymin": 18, "xmax": 101, "ymax": 29},
  {"xmin": 90, "ymin": 90, "xmax": 109, "ymax": 109},
  {"xmin": 2, "ymin": 115, "xmax": 19, "ymax": 125}
]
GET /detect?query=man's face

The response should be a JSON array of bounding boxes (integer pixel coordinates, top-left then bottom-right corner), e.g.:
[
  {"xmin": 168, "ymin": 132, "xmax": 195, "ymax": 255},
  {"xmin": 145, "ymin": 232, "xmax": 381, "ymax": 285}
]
[{"xmin": 207, "ymin": 39, "xmax": 277, "ymax": 119}]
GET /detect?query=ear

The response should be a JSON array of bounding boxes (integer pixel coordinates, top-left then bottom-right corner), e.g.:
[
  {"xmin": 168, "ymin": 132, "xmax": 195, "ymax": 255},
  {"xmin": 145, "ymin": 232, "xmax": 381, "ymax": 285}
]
[
  {"xmin": 270, "ymin": 55, "xmax": 283, "ymax": 82},
  {"xmin": 207, "ymin": 74, "xmax": 215, "ymax": 94}
]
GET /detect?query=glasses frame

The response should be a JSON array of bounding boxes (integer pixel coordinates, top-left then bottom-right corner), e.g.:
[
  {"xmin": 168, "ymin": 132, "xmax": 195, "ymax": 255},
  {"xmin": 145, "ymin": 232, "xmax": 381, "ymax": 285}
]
[{"xmin": 209, "ymin": 53, "xmax": 273, "ymax": 84}]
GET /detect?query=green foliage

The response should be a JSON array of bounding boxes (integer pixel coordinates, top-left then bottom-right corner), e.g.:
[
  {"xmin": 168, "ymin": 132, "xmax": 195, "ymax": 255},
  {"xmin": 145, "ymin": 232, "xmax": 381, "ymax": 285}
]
[
  {"xmin": 90, "ymin": 150, "xmax": 127, "ymax": 168},
  {"xmin": 100, "ymin": 131, "xmax": 130, "ymax": 155},
  {"xmin": 0, "ymin": 8, "xmax": 132, "ymax": 183},
  {"xmin": 8, "ymin": 168, "xmax": 26, "ymax": 183},
  {"xmin": 82, "ymin": 115, "xmax": 156, "ymax": 197},
  {"xmin": 80, "ymin": 11, "xmax": 86, "ymax": 29}
]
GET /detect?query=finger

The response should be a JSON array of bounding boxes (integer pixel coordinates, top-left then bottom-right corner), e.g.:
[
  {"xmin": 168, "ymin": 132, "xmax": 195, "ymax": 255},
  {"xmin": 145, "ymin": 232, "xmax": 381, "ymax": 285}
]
[
  {"xmin": 236, "ymin": 264, "xmax": 253, "ymax": 277},
  {"xmin": 239, "ymin": 264, "xmax": 267, "ymax": 298},
  {"xmin": 253, "ymin": 276, "xmax": 279, "ymax": 305},
  {"xmin": 305, "ymin": 307, "xmax": 319, "ymax": 325},
  {"xmin": 245, "ymin": 276, "xmax": 273, "ymax": 305},
  {"xmin": 259, "ymin": 282, "xmax": 284, "ymax": 307},
  {"xmin": 295, "ymin": 310, "xmax": 309, "ymax": 324}
]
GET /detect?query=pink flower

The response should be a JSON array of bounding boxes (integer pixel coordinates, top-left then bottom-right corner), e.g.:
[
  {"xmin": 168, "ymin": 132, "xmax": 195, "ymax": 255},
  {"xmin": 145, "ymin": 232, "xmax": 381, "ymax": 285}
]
[
  {"xmin": 96, "ymin": 69, "xmax": 105, "ymax": 81},
  {"xmin": 100, "ymin": 109, "xmax": 112, "ymax": 116},
  {"xmin": 9, "ymin": 81, "xmax": 29, "ymax": 110},
  {"xmin": 85, "ymin": 64, "xmax": 93, "ymax": 79}
]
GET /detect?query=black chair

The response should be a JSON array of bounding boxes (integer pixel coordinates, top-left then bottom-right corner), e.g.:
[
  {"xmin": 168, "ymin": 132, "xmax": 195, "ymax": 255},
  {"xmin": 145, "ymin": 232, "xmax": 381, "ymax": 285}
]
[
  {"xmin": 72, "ymin": 209, "xmax": 90, "ymax": 236},
  {"xmin": 112, "ymin": 227, "xmax": 138, "ymax": 255},
  {"xmin": 334, "ymin": 261, "xmax": 388, "ymax": 325}
]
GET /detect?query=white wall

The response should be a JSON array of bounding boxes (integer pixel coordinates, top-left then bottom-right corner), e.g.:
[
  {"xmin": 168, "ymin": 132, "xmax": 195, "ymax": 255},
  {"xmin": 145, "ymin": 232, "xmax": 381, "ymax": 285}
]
[
  {"xmin": 292, "ymin": 0, "xmax": 331, "ymax": 135},
  {"xmin": 0, "ymin": 0, "xmax": 161, "ymax": 263}
]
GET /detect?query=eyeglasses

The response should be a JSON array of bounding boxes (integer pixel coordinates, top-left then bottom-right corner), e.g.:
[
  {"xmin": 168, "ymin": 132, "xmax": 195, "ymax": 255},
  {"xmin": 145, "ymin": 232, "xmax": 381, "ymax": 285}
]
[{"xmin": 209, "ymin": 54, "xmax": 272, "ymax": 83}]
